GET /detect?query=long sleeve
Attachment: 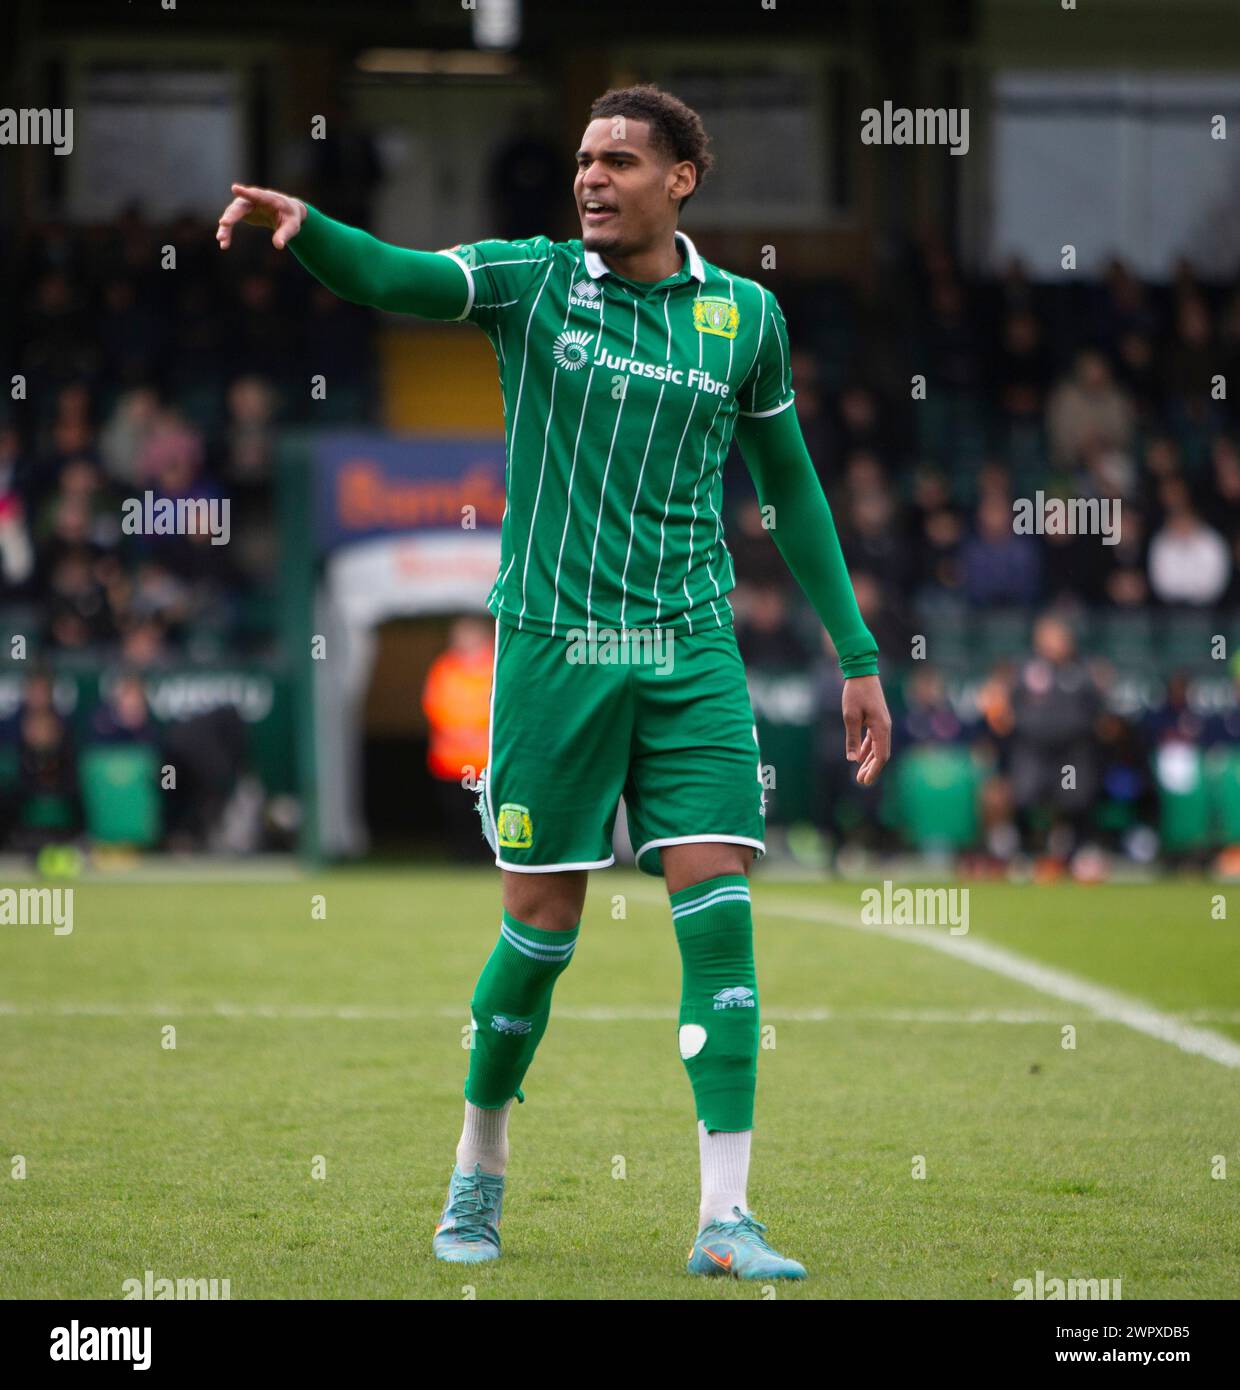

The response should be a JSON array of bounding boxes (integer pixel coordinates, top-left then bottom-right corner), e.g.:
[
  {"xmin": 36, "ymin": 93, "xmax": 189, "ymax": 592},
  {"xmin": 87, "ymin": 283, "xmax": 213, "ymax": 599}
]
[
  {"xmin": 288, "ymin": 202, "xmax": 471, "ymax": 320},
  {"xmin": 735, "ymin": 403, "xmax": 879, "ymax": 678}
]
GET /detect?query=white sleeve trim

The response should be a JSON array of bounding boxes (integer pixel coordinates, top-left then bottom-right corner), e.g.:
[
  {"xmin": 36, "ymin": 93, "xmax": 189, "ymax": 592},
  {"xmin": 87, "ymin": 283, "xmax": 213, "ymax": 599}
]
[
  {"xmin": 737, "ymin": 392, "xmax": 796, "ymax": 419},
  {"xmin": 435, "ymin": 249, "xmax": 475, "ymax": 321}
]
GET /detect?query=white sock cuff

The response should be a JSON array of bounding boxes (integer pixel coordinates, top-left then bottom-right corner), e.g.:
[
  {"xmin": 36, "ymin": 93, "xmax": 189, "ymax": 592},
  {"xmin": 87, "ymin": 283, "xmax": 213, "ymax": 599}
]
[
  {"xmin": 457, "ymin": 1098, "xmax": 514, "ymax": 1176},
  {"xmin": 698, "ymin": 1120, "xmax": 752, "ymax": 1226}
]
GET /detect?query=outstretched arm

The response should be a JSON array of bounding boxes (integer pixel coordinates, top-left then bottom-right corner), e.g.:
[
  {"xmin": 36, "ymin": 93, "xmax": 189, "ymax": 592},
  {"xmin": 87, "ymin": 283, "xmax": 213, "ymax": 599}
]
[
  {"xmin": 735, "ymin": 402, "xmax": 892, "ymax": 785},
  {"xmin": 216, "ymin": 184, "xmax": 469, "ymax": 320}
]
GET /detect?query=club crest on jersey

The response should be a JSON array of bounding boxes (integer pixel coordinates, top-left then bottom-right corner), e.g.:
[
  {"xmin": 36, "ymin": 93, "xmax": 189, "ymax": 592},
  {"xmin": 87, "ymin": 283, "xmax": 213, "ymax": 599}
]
[
  {"xmin": 693, "ymin": 297, "xmax": 739, "ymax": 339},
  {"xmin": 497, "ymin": 802, "xmax": 533, "ymax": 849},
  {"xmin": 569, "ymin": 278, "xmax": 603, "ymax": 311},
  {"xmin": 552, "ymin": 329, "xmax": 595, "ymax": 370}
]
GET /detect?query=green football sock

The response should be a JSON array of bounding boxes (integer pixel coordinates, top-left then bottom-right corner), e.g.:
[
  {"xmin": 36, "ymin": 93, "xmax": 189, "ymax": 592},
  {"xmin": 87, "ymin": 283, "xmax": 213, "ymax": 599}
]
[
  {"xmin": 464, "ymin": 910, "xmax": 579, "ymax": 1108},
  {"xmin": 670, "ymin": 875, "xmax": 759, "ymax": 1132}
]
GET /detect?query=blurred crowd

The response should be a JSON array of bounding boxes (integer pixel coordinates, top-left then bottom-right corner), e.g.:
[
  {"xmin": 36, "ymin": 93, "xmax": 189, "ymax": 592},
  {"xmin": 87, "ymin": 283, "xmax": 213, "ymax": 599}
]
[
  {"xmin": 0, "ymin": 203, "xmax": 376, "ymax": 658},
  {"xmin": 0, "ymin": 204, "xmax": 370, "ymax": 851},
  {"xmin": 1, "ymin": 206, "xmax": 1236, "ymax": 865},
  {"xmin": 728, "ymin": 241, "xmax": 1240, "ymax": 870}
]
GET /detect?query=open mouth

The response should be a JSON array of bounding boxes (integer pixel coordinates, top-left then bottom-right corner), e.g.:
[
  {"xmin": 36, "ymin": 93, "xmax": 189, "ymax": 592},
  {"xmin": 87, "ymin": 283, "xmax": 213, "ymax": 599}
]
[{"xmin": 582, "ymin": 201, "xmax": 617, "ymax": 224}]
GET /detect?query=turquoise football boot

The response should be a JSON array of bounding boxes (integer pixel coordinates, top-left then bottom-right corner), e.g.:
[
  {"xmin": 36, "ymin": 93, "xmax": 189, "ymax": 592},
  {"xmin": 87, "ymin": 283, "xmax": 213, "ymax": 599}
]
[
  {"xmin": 432, "ymin": 1162, "xmax": 505, "ymax": 1263},
  {"xmin": 687, "ymin": 1207, "xmax": 807, "ymax": 1280}
]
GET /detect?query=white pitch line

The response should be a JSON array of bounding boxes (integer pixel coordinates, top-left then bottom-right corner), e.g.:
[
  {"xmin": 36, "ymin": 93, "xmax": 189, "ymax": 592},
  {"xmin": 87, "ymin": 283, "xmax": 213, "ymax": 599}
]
[
  {"xmin": 736, "ymin": 891, "xmax": 1240, "ymax": 1071},
  {"xmin": 2, "ymin": 897, "xmax": 1236, "ymax": 1065},
  {"xmin": 0, "ymin": 1002, "xmax": 1088, "ymax": 1024},
  {"xmin": 1, "ymin": 998, "xmax": 1236, "ymax": 1030}
]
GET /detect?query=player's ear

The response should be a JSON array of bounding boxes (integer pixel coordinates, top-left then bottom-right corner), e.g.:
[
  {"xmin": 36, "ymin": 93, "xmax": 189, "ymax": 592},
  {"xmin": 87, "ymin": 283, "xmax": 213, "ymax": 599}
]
[{"xmin": 668, "ymin": 160, "xmax": 696, "ymax": 206}]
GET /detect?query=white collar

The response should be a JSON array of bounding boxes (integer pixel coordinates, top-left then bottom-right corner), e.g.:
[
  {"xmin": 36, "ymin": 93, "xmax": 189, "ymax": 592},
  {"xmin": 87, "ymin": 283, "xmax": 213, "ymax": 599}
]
[{"xmin": 582, "ymin": 229, "xmax": 705, "ymax": 284}]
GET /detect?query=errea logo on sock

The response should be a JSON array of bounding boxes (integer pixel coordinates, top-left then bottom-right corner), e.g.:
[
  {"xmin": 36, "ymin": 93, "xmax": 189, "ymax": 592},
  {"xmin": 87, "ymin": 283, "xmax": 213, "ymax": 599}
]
[
  {"xmin": 492, "ymin": 1014, "xmax": 532, "ymax": 1035},
  {"xmin": 713, "ymin": 986, "xmax": 755, "ymax": 1010}
]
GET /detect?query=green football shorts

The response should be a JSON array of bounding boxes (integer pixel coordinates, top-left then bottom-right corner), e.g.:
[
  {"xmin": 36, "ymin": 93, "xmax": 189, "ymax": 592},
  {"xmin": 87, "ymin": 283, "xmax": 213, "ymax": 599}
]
[{"xmin": 479, "ymin": 620, "xmax": 766, "ymax": 876}]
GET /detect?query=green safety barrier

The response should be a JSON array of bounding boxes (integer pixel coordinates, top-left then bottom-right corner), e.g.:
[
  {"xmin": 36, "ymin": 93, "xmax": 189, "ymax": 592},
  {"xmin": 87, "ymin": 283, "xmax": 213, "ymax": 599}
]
[
  {"xmin": 1156, "ymin": 745, "xmax": 1209, "ymax": 852},
  {"xmin": 892, "ymin": 745, "xmax": 980, "ymax": 851},
  {"xmin": 79, "ymin": 744, "xmax": 162, "ymax": 847}
]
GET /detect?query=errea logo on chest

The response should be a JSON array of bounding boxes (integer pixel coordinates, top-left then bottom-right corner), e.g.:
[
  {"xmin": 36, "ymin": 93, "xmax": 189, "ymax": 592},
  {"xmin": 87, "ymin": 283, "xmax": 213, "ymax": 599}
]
[
  {"xmin": 693, "ymin": 296, "xmax": 740, "ymax": 339},
  {"xmin": 569, "ymin": 278, "xmax": 603, "ymax": 311}
]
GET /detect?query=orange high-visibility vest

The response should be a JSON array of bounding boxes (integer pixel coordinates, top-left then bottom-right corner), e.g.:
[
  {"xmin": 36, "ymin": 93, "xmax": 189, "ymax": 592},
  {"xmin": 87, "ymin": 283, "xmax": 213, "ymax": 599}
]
[{"xmin": 421, "ymin": 645, "xmax": 493, "ymax": 782}]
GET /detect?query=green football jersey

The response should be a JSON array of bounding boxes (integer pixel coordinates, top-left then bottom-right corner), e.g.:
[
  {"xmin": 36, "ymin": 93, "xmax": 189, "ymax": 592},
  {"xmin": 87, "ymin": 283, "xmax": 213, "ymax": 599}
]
[{"xmin": 437, "ymin": 230, "xmax": 794, "ymax": 638}]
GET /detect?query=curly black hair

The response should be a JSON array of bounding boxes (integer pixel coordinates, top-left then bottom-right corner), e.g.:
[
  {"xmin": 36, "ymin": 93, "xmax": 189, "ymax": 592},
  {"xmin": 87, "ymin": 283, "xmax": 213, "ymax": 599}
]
[{"xmin": 588, "ymin": 83, "xmax": 714, "ymax": 212}]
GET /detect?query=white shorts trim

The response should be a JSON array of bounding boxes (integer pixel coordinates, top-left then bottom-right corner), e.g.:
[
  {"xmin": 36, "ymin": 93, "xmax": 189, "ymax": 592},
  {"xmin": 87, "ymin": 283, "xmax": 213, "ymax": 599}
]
[
  {"xmin": 634, "ymin": 835, "xmax": 765, "ymax": 872},
  {"xmin": 496, "ymin": 854, "xmax": 616, "ymax": 873}
]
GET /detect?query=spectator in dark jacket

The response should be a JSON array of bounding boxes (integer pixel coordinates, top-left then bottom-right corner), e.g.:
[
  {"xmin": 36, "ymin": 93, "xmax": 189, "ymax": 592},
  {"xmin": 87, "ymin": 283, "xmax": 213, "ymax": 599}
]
[
  {"xmin": 1009, "ymin": 614, "xmax": 1103, "ymax": 857},
  {"xmin": 961, "ymin": 492, "xmax": 1042, "ymax": 608}
]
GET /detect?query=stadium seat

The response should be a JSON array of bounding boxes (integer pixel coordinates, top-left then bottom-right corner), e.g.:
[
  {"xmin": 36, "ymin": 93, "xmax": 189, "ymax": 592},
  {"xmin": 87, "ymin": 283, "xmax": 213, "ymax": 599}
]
[
  {"xmin": 892, "ymin": 745, "xmax": 979, "ymax": 850},
  {"xmin": 980, "ymin": 610, "xmax": 1032, "ymax": 662},
  {"xmin": 916, "ymin": 395, "xmax": 952, "ymax": 465},
  {"xmin": 797, "ymin": 283, "xmax": 857, "ymax": 383},
  {"xmin": 0, "ymin": 743, "xmax": 18, "ymax": 793},
  {"xmin": 1157, "ymin": 613, "xmax": 1222, "ymax": 673},
  {"xmin": 920, "ymin": 608, "xmax": 973, "ymax": 670},
  {"xmin": 1003, "ymin": 420, "xmax": 1049, "ymax": 480},
  {"xmin": 1097, "ymin": 611, "xmax": 1155, "ymax": 668},
  {"xmin": 19, "ymin": 796, "xmax": 77, "ymax": 832},
  {"xmin": 174, "ymin": 382, "xmax": 226, "ymax": 434},
  {"xmin": 79, "ymin": 744, "xmax": 162, "ymax": 847},
  {"xmin": 952, "ymin": 399, "xmax": 990, "ymax": 468},
  {"xmin": 1153, "ymin": 743, "xmax": 1209, "ymax": 852},
  {"xmin": 1206, "ymin": 747, "xmax": 1240, "ymax": 843}
]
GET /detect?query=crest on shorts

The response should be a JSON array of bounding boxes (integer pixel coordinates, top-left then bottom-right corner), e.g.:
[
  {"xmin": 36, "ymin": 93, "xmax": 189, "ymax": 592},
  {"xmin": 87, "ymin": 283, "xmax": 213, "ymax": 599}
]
[
  {"xmin": 692, "ymin": 297, "xmax": 739, "ymax": 339},
  {"xmin": 497, "ymin": 802, "xmax": 533, "ymax": 849}
]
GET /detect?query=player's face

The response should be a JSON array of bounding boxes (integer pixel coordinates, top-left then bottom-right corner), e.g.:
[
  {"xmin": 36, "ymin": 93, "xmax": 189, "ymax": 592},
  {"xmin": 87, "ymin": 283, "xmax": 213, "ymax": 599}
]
[{"xmin": 574, "ymin": 118, "xmax": 688, "ymax": 255}]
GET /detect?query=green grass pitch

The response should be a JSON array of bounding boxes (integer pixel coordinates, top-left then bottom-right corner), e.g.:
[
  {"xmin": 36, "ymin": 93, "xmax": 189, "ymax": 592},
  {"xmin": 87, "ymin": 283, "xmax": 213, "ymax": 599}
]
[{"xmin": 2, "ymin": 869, "xmax": 1238, "ymax": 1299}]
